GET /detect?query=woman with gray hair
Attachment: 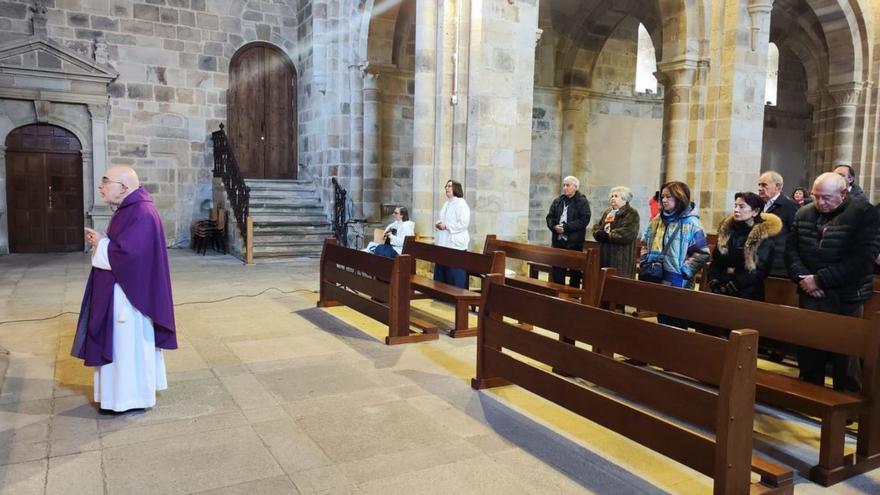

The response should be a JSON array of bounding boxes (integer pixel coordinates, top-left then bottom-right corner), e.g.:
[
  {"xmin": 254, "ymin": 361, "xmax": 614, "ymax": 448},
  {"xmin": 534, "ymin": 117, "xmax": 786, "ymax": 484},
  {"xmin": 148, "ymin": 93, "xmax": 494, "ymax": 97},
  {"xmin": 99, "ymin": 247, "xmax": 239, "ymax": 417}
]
[{"xmin": 591, "ymin": 186, "xmax": 640, "ymax": 278}]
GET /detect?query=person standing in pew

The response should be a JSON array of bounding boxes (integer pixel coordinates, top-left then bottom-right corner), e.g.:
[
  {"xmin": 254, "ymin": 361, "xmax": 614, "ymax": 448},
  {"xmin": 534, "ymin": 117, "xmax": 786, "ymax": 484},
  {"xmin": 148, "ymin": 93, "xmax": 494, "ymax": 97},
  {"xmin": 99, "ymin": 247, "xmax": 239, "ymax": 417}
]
[
  {"xmin": 757, "ymin": 171, "xmax": 799, "ymax": 278},
  {"xmin": 640, "ymin": 181, "xmax": 710, "ymax": 328},
  {"xmin": 786, "ymin": 172, "xmax": 880, "ymax": 391},
  {"xmin": 434, "ymin": 180, "xmax": 471, "ymax": 288},
  {"xmin": 546, "ymin": 176, "xmax": 591, "ymax": 287},
  {"xmin": 707, "ymin": 192, "xmax": 782, "ymax": 301},
  {"xmin": 591, "ymin": 186, "xmax": 640, "ymax": 278}
]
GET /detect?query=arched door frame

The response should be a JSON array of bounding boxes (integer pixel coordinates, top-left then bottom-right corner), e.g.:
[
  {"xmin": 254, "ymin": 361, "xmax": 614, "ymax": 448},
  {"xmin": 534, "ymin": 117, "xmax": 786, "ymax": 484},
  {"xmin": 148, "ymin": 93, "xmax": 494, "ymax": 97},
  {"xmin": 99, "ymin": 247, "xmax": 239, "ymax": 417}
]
[{"xmin": 227, "ymin": 41, "xmax": 298, "ymax": 179}]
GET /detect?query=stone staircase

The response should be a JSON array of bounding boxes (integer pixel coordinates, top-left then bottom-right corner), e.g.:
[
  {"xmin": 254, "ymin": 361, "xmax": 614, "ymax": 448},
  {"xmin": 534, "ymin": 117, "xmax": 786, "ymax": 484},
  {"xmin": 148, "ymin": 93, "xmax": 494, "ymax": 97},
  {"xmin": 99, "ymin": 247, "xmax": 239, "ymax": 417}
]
[{"xmin": 246, "ymin": 179, "xmax": 333, "ymax": 259}]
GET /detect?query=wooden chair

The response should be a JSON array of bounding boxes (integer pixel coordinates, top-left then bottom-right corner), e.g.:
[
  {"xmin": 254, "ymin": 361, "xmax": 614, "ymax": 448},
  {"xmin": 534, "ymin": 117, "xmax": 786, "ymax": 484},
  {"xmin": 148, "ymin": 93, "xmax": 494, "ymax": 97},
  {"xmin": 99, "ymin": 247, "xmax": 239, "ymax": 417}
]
[{"xmin": 472, "ymin": 280, "xmax": 792, "ymax": 494}]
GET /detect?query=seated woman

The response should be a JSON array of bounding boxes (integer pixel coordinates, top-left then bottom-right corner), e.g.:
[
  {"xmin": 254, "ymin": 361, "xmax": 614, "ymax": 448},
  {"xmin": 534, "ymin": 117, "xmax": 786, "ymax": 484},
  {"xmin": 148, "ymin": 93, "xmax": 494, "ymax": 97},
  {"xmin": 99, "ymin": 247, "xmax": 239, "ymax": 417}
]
[
  {"xmin": 591, "ymin": 186, "xmax": 640, "ymax": 278},
  {"xmin": 363, "ymin": 206, "xmax": 415, "ymax": 255},
  {"xmin": 707, "ymin": 192, "xmax": 782, "ymax": 301}
]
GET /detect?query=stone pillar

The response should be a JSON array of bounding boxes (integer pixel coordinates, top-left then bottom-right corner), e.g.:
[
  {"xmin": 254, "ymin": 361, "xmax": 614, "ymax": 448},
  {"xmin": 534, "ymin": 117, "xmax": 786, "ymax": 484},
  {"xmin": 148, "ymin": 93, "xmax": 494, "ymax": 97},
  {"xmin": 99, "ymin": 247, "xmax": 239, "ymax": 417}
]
[
  {"xmin": 463, "ymin": 0, "xmax": 539, "ymax": 244},
  {"xmin": 362, "ymin": 70, "xmax": 381, "ymax": 221},
  {"xmin": 828, "ymin": 81, "xmax": 864, "ymax": 167},
  {"xmin": 657, "ymin": 60, "xmax": 696, "ymax": 184},
  {"xmin": 88, "ymin": 104, "xmax": 112, "ymax": 231},
  {"xmin": 80, "ymin": 150, "xmax": 94, "ymax": 229},
  {"xmin": 411, "ymin": 0, "xmax": 440, "ymax": 238},
  {"xmin": 0, "ymin": 145, "xmax": 7, "ymax": 254},
  {"xmin": 559, "ymin": 89, "xmax": 586, "ymax": 182}
]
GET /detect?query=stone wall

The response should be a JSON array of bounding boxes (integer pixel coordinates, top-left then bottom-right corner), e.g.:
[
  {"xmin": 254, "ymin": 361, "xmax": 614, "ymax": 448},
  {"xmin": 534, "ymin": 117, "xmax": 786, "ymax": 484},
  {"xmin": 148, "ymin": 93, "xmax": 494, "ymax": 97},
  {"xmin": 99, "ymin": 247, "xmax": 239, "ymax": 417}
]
[{"xmin": 0, "ymin": 0, "xmax": 303, "ymax": 245}]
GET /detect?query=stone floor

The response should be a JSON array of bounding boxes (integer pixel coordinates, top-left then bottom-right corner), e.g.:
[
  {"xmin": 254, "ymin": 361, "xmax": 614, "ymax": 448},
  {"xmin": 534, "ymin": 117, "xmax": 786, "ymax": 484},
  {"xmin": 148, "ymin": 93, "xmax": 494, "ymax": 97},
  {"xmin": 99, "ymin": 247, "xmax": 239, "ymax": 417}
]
[{"xmin": 0, "ymin": 250, "xmax": 879, "ymax": 494}]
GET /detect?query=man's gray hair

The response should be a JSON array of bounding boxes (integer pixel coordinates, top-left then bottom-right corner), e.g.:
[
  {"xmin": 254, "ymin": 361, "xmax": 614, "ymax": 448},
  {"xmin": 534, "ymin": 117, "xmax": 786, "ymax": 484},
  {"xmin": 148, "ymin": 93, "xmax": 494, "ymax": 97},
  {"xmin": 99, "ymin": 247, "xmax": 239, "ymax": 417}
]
[
  {"xmin": 763, "ymin": 170, "xmax": 784, "ymax": 189},
  {"xmin": 610, "ymin": 186, "xmax": 633, "ymax": 204},
  {"xmin": 815, "ymin": 172, "xmax": 847, "ymax": 193},
  {"xmin": 563, "ymin": 176, "xmax": 580, "ymax": 189}
]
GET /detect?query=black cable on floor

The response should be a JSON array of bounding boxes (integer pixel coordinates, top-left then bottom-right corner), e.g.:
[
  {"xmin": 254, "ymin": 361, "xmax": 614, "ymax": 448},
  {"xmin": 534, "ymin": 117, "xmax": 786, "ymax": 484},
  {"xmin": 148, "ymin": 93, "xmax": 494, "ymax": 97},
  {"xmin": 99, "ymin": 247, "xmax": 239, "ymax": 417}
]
[{"xmin": 0, "ymin": 287, "xmax": 319, "ymax": 326}]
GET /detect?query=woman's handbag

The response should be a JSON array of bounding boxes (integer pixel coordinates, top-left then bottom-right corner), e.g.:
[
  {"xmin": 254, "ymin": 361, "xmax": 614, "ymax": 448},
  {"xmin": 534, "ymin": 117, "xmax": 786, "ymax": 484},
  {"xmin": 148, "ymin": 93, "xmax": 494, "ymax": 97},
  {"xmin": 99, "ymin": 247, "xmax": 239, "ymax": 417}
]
[{"xmin": 639, "ymin": 221, "xmax": 682, "ymax": 283}]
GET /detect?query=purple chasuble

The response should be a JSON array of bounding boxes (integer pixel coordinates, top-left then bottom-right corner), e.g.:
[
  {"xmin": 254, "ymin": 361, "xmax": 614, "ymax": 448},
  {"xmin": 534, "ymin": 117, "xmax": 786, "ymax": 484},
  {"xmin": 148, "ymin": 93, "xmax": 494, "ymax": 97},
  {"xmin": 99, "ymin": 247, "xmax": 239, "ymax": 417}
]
[{"xmin": 73, "ymin": 187, "xmax": 177, "ymax": 366}]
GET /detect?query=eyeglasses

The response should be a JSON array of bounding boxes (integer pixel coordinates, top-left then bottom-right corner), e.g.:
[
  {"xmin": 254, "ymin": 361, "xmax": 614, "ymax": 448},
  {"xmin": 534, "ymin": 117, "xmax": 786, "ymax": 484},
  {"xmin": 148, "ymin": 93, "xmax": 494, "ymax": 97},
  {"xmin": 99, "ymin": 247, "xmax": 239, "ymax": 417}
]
[{"xmin": 101, "ymin": 177, "xmax": 125, "ymax": 187}]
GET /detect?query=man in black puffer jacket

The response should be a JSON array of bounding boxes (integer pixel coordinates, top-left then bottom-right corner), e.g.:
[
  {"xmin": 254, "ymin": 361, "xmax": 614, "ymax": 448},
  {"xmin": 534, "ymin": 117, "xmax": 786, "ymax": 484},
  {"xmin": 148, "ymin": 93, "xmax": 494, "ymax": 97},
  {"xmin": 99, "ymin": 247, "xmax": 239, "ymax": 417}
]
[
  {"xmin": 786, "ymin": 173, "xmax": 880, "ymax": 391},
  {"xmin": 546, "ymin": 176, "xmax": 591, "ymax": 287}
]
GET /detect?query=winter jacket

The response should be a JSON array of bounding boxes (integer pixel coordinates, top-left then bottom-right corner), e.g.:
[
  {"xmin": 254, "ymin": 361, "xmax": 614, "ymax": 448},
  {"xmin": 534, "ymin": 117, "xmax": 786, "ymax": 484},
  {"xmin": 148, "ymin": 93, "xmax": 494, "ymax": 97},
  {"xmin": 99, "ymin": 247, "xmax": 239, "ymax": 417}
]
[
  {"xmin": 765, "ymin": 194, "xmax": 799, "ymax": 277},
  {"xmin": 786, "ymin": 197, "xmax": 880, "ymax": 304},
  {"xmin": 641, "ymin": 205, "xmax": 710, "ymax": 288},
  {"xmin": 591, "ymin": 204, "xmax": 640, "ymax": 278},
  {"xmin": 708, "ymin": 213, "xmax": 782, "ymax": 301},
  {"xmin": 546, "ymin": 191, "xmax": 591, "ymax": 249}
]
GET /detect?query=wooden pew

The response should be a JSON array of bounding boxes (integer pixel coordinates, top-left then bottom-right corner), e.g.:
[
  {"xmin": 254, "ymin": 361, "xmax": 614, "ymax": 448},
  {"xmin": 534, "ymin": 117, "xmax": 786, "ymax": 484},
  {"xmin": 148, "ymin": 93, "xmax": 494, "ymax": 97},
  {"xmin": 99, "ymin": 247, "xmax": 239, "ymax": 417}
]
[
  {"xmin": 471, "ymin": 281, "xmax": 793, "ymax": 494},
  {"xmin": 317, "ymin": 238, "xmax": 437, "ymax": 345},
  {"xmin": 402, "ymin": 236, "xmax": 505, "ymax": 338},
  {"xmin": 483, "ymin": 235, "xmax": 599, "ymax": 303},
  {"xmin": 595, "ymin": 270, "xmax": 880, "ymax": 486}
]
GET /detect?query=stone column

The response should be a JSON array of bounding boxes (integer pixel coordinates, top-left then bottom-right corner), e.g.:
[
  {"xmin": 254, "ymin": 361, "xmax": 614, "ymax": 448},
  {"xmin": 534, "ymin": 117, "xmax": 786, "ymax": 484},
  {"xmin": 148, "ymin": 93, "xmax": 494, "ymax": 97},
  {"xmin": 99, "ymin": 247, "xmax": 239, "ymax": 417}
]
[
  {"xmin": 362, "ymin": 70, "xmax": 381, "ymax": 221},
  {"xmin": 657, "ymin": 60, "xmax": 696, "ymax": 183},
  {"xmin": 80, "ymin": 150, "xmax": 94, "ymax": 228},
  {"xmin": 88, "ymin": 104, "xmax": 113, "ymax": 231},
  {"xmin": 559, "ymin": 89, "xmax": 586, "ymax": 182},
  {"xmin": 411, "ymin": 0, "xmax": 440, "ymax": 238},
  {"xmin": 0, "ymin": 145, "xmax": 7, "ymax": 254},
  {"xmin": 828, "ymin": 81, "xmax": 864, "ymax": 167}
]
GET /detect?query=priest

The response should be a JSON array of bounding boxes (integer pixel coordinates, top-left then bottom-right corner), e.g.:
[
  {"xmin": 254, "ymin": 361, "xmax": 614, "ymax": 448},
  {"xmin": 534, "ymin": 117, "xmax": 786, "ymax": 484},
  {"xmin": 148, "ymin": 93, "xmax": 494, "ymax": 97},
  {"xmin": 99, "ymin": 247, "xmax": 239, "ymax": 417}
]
[{"xmin": 73, "ymin": 165, "xmax": 177, "ymax": 414}]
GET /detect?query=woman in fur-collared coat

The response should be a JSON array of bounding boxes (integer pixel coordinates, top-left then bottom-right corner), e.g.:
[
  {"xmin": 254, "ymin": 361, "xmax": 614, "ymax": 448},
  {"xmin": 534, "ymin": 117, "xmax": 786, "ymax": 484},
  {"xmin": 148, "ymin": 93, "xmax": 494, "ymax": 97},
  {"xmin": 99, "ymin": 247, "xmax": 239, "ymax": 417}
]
[
  {"xmin": 707, "ymin": 192, "xmax": 782, "ymax": 301},
  {"xmin": 591, "ymin": 186, "xmax": 640, "ymax": 278}
]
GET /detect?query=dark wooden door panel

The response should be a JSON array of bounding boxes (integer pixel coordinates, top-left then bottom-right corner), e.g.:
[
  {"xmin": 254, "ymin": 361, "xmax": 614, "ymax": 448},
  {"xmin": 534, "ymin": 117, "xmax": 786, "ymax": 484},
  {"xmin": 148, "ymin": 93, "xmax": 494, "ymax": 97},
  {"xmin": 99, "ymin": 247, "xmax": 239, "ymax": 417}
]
[
  {"xmin": 7, "ymin": 152, "xmax": 48, "ymax": 253},
  {"xmin": 6, "ymin": 124, "xmax": 83, "ymax": 253},
  {"xmin": 47, "ymin": 154, "xmax": 84, "ymax": 252},
  {"xmin": 228, "ymin": 43, "xmax": 296, "ymax": 179},
  {"xmin": 229, "ymin": 45, "xmax": 265, "ymax": 178}
]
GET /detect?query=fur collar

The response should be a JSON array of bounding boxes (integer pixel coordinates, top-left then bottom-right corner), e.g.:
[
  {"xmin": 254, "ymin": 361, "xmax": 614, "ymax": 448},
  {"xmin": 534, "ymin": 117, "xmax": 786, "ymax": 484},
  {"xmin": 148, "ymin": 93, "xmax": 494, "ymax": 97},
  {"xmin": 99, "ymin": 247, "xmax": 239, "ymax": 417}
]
[{"xmin": 716, "ymin": 212, "xmax": 783, "ymax": 271}]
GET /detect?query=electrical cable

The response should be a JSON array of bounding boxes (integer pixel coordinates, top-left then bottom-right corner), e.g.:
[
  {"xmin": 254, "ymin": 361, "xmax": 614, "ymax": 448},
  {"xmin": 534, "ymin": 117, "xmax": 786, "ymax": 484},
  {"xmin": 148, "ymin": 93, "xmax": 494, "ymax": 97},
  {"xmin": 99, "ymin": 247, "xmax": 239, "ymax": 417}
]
[{"xmin": 0, "ymin": 287, "xmax": 319, "ymax": 326}]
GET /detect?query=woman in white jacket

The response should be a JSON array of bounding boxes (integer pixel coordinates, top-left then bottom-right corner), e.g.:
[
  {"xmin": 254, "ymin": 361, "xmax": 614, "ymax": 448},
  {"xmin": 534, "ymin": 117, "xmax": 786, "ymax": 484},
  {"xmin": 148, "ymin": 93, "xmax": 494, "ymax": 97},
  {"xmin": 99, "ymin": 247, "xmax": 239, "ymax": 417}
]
[
  {"xmin": 434, "ymin": 180, "xmax": 471, "ymax": 288},
  {"xmin": 364, "ymin": 206, "xmax": 415, "ymax": 255}
]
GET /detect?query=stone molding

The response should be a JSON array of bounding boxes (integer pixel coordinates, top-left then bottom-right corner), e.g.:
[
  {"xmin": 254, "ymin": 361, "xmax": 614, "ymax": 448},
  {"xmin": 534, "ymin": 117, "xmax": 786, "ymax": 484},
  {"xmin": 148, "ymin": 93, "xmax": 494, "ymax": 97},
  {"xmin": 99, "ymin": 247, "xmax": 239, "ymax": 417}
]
[
  {"xmin": 537, "ymin": 85, "xmax": 662, "ymax": 105},
  {"xmin": 0, "ymin": 37, "xmax": 117, "ymax": 85},
  {"xmin": 656, "ymin": 58, "xmax": 698, "ymax": 88},
  {"xmin": 827, "ymin": 81, "xmax": 865, "ymax": 107}
]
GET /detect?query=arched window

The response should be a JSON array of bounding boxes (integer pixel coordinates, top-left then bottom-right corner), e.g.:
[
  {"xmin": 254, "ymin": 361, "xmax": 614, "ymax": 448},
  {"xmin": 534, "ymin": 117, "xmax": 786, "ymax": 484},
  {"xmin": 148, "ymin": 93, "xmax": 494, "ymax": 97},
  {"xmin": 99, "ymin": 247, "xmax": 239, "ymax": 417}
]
[
  {"xmin": 765, "ymin": 42, "xmax": 779, "ymax": 106},
  {"xmin": 634, "ymin": 23, "xmax": 657, "ymax": 94}
]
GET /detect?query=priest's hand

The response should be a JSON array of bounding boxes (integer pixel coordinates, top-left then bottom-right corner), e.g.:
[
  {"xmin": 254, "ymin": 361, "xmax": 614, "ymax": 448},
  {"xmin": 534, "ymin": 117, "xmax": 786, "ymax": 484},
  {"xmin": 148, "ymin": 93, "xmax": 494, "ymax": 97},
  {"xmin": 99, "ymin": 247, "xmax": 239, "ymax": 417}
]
[{"xmin": 85, "ymin": 228, "xmax": 106, "ymax": 250}]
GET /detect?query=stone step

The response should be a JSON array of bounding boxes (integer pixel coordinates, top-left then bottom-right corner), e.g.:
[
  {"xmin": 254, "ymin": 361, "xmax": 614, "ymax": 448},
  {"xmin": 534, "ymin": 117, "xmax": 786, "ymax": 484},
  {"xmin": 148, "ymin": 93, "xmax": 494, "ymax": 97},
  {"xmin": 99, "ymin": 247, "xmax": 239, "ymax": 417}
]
[
  {"xmin": 245, "ymin": 180, "xmax": 315, "ymax": 192},
  {"xmin": 249, "ymin": 203, "xmax": 324, "ymax": 213},
  {"xmin": 252, "ymin": 215, "xmax": 329, "ymax": 224},
  {"xmin": 253, "ymin": 234, "xmax": 333, "ymax": 243},
  {"xmin": 246, "ymin": 193, "xmax": 320, "ymax": 203},
  {"xmin": 252, "ymin": 223, "xmax": 333, "ymax": 234},
  {"xmin": 252, "ymin": 243, "xmax": 324, "ymax": 258}
]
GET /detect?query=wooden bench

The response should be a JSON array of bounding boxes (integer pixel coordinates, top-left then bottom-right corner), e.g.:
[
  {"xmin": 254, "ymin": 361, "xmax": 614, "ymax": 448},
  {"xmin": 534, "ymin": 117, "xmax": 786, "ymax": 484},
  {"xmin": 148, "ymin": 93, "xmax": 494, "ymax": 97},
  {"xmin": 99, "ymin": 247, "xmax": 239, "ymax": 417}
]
[
  {"xmin": 471, "ymin": 280, "xmax": 793, "ymax": 494},
  {"xmin": 317, "ymin": 238, "xmax": 437, "ymax": 345},
  {"xmin": 402, "ymin": 236, "xmax": 505, "ymax": 338},
  {"xmin": 483, "ymin": 235, "xmax": 599, "ymax": 303},
  {"xmin": 595, "ymin": 270, "xmax": 880, "ymax": 486}
]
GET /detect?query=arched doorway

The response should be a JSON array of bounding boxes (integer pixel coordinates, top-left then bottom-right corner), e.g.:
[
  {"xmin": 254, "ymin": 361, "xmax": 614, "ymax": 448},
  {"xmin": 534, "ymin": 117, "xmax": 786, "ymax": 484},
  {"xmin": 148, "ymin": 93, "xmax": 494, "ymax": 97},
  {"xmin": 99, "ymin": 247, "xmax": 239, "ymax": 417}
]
[
  {"xmin": 227, "ymin": 42, "xmax": 297, "ymax": 179},
  {"xmin": 5, "ymin": 124, "xmax": 84, "ymax": 253}
]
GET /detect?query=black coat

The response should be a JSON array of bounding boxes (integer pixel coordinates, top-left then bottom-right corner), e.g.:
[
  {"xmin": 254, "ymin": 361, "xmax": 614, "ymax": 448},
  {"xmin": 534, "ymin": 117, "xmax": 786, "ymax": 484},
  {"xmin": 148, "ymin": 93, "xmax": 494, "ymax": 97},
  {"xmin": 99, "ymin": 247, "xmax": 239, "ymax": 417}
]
[
  {"xmin": 546, "ymin": 192, "xmax": 591, "ymax": 249},
  {"xmin": 708, "ymin": 214, "xmax": 782, "ymax": 301},
  {"xmin": 786, "ymin": 198, "xmax": 880, "ymax": 304},
  {"xmin": 765, "ymin": 194, "xmax": 799, "ymax": 277}
]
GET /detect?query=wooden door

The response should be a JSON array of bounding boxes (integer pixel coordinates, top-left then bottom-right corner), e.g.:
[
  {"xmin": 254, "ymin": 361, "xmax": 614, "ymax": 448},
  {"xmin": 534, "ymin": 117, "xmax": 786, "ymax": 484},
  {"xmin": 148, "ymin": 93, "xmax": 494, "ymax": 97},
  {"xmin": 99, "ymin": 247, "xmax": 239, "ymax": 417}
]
[
  {"xmin": 5, "ymin": 125, "xmax": 84, "ymax": 253},
  {"xmin": 228, "ymin": 43, "xmax": 297, "ymax": 179}
]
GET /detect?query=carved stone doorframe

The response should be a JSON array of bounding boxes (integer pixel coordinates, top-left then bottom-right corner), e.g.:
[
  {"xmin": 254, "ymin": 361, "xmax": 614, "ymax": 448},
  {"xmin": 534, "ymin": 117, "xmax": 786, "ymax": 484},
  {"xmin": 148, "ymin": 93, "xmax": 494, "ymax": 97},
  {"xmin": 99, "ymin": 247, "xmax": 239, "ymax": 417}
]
[{"xmin": 0, "ymin": 36, "xmax": 117, "ymax": 254}]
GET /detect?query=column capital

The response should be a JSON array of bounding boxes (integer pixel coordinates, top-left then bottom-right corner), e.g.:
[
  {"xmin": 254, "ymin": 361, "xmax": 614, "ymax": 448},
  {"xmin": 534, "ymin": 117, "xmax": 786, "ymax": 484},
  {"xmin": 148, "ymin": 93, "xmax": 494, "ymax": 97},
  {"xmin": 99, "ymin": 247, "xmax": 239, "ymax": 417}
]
[
  {"xmin": 362, "ymin": 70, "xmax": 380, "ymax": 90},
  {"xmin": 827, "ymin": 81, "xmax": 864, "ymax": 107},
  {"xmin": 88, "ymin": 104, "xmax": 110, "ymax": 120},
  {"xmin": 656, "ymin": 58, "xmax": 698, "ymax": 87},
  {"xmin": 534, "ymin": 28, "xmax": 543, "ymax": 47},
  {"xmin": 747, "ymin": 0, "xmax": 773, "ymax": 51}
]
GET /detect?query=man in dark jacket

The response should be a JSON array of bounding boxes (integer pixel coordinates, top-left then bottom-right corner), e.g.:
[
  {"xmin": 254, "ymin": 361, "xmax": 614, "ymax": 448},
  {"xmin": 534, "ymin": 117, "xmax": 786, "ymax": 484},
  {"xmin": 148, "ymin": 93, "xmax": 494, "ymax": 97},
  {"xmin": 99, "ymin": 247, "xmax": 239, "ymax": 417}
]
[
  {"xmin": 546, "ymin": 175, "xmax": 591, "ymax": 287},
  {"xmin": 757, "ymin": 171, "xmax": 799, "ymax": 277},
  {"xmin": 834, "ymin": 165, "xmax": 867, "ymax": 202},
  {"xmin": 786, "ymin": 172, "xmax": 880, "ymax": 391}
]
